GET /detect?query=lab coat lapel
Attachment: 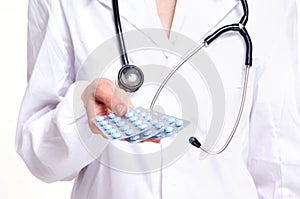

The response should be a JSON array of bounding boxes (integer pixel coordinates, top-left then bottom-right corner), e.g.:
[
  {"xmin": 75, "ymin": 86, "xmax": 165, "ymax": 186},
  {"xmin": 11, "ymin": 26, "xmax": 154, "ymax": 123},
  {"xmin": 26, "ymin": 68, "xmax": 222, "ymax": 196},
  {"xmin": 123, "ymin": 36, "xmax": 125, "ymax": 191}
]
[
  {"xmin": 171, "ymin": 0, "xmax": 239, "ymax": 42},
  {"xmin": 96, "ymin": 0, "xmax": 238, "ymax": 42}
]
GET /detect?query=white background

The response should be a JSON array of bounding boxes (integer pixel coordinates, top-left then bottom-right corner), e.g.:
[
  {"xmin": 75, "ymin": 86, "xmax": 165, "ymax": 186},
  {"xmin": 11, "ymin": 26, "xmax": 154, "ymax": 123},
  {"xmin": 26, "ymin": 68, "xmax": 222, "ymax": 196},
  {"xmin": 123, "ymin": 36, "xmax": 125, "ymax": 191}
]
[
  {"xmin": 0, "ymin": 0, "xmax": 73, "ymax": 198},
  {"xmin": 0, "ymin": 1, "xmax": 299, "ymax": 199}
]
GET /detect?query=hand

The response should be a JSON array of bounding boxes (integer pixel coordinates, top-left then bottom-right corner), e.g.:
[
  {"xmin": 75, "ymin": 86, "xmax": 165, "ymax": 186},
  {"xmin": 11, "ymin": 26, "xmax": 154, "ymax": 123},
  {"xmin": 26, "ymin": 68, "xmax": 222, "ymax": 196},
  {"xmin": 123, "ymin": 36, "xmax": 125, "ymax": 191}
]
[
  {"xmin": 81, "ymin": 78, "xmax": 129, "ymax": 137},
  {"xmin": 81, "ymin": 78, "xmax": 159, "ymax": 143}
]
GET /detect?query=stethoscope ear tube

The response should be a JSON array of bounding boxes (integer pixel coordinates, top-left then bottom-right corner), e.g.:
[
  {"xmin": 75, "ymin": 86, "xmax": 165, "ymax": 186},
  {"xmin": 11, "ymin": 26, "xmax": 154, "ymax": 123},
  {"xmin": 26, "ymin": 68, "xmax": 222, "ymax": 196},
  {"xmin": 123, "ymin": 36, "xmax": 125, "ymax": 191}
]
[
  {"xmin": 204, "ymin": 24, "xmax": 240, "ymax": 45},
  {"xmin": 204, "ymin": 0, "xmax": 252, "ymax": 67},
  {"xmin": 239, "ymin": 0, "xmax": 249, "ymax": 26},
  {"xmin": 204, "ymin": 24, "xmax": 252, "ymax": 67}
]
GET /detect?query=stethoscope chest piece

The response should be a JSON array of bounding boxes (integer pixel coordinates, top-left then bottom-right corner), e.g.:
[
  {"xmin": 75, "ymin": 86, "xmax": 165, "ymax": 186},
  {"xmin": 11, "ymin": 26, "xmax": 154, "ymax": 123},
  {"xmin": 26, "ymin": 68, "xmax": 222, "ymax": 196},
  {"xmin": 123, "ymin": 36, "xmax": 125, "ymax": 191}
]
[{"xmin": 118, "ymin": 64, "xmax": 144, "ymax": 93}]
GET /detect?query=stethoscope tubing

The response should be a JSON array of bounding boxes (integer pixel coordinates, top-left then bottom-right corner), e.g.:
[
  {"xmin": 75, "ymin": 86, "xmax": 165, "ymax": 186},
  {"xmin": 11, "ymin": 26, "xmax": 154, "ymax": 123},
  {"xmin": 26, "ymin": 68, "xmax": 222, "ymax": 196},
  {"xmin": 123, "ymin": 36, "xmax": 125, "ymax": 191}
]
[
  {"xmin": 150, "ymin": 0, "xmax": 253, "ymax": 154},
  {"xmin": 189, "ymin": 66, "xmax": 251, "ymax": 154},
  {"xmin": 112, "ymin": 0, "xmax": 129, "ymax": 66}
]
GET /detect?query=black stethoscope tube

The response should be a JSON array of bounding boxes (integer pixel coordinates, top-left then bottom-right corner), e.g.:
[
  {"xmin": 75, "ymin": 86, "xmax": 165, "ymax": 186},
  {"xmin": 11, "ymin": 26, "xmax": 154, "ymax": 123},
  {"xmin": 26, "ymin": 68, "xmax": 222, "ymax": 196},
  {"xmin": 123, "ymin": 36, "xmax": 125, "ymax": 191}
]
[
  {"xmin": 112, "ymin": 0, "xmax": 144, "ymax": 93},
  {"xmin": 112, "ymin": 0, "xmax": 129, "ymax": 66}
]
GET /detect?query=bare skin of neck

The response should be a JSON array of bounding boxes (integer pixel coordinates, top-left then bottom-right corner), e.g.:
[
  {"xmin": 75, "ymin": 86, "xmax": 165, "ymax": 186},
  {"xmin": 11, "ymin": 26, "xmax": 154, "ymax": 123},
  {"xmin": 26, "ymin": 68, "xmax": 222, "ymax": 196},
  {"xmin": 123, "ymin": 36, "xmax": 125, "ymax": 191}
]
[{"xmin": 156, "ymin": 0, "xmax": 177, "ymax": 38}]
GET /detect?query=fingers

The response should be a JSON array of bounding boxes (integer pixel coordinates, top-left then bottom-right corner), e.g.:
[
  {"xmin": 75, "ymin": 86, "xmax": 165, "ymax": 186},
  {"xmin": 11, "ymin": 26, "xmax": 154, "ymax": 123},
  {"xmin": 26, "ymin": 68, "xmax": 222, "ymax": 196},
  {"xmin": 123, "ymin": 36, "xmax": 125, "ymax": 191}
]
[
  {"xmin": 139, "ymin": 138, "xmax": 161, "ymax": 144},
  {"xmin": 94, "ymin": 78, "xmax": 129, "ymax": 116},
  {"xmin": 111, "ymin": 87, "xmax": 130, "ymax": 116},
  {"xmin": 85, "ymin": 97, "xmax": 108, "ymax": 137},
  {"xmin": 82, "ymin": 78, "xmax": 132, "ymax": 136},
  {"xmin": 93, "ymin": 78, "xmax": 114, "ymax": 108}
]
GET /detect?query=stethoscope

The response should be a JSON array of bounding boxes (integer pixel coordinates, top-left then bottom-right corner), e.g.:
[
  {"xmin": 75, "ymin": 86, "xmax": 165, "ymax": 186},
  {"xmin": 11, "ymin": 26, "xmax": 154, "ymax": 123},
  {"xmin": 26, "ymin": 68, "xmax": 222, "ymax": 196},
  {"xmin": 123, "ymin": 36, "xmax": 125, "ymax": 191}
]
[{"xmin": 112, "ymin": 0, "xmax": 253, "ymax": 155}]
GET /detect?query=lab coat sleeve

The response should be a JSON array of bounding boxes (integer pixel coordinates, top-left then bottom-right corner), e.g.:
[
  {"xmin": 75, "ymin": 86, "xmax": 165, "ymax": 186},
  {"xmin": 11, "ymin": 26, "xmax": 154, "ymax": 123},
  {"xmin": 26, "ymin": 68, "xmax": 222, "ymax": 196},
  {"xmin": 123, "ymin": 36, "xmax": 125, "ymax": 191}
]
[
  {"xmin": 16, "ymin": 0, "xmax": 98, "ymax": 183},
  {"xmin": 247, "ymin": 0, "xmax": 300, "ymax": 198}
]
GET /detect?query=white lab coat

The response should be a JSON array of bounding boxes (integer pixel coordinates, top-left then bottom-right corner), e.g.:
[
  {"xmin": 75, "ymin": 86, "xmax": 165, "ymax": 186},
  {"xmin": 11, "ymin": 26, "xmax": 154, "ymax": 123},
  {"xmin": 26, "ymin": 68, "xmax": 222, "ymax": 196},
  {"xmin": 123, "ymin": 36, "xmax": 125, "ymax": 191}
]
[{"xmin": 16, "ymin": 0, "xmax": 300, "ymax": 198}]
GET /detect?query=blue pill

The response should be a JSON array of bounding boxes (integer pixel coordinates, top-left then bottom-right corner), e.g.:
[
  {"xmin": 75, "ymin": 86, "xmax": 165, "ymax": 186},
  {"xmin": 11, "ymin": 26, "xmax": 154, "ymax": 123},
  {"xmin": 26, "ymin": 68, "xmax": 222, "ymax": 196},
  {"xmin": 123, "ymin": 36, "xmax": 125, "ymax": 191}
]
[
  {"xmin": 167, "ymin": 117, "xmax": 175, "ymax": 124},
  {"xmin": 130, "ymin": 135, "xmax": 140, "ymax": 141},
  {"xmin": 161, "ymin": 115, "xmax": 167, "ymax": 120},
  {"xmin": 152, "ymin": 133, "xmax": 162, "ymax": 139},
  {"xmin": 152, "ymin": 112, "xmax": 158, "ymax": 116},
  {"xmin": 129, "ymin": 116, "xmax": 138, "ymax": 122},
  {"xmin": 99, "ymin": 120, "xmax": 108, "ymax": 126},
  {"xmin": 95, "ymin": 116, "xmax": 105, "ymax": 122},
  {"xmin": 144, "ymin": 115, "xmax": 152, "ymax": 121},
  {"xmin": 151, "ymin": 119, "xmax": 158, "ymax": 125},
  {"xmin": 103, "ymin": 125, "xmax": 112, "ymax": 131},
  {"xmin": 140, "ymin": 112, "xmax": 147, "ymax": 117},
  {"xmin": 143, "ymin": 130, "xmax": 152, "ymax": 136},
  {"xmin": 175, "ymin": 120, "xmax": 183, "ymax": 127},
  {"xmin": 113, "ymin": 117, "xmax": 121, "ymax": 123},
  {"xmin": 134, "ymin": 120, "xmax": 143, "ymax": 126},
  {"xmin": 138, "ymin": 123, "xmax": 148, "ymax": 130},
  {"xmin": 111, "ymin": 132, "xmax": 122, "ymax": 139},
  {"xmin": 135, "ymin": 108, "xmax": 141, "ymax": 113},
  {"xmin": 120, "ymin": 125, "xmax": 130, "ymax": 132},
  {"xmin": 116, "ymin": 121, "xmax": 125, "ymax": 127},
  {"xmin": 164, "ymin": 126, "xmax": 174, "ymax": 134},
  {"xmin": 108, "ymin": 113, "xmax": 116, "ymax": 119},
  {"xmin": 155, "ymin": 122, "xmax": 163, "ymax": 129},
  {"xmin": 125, "ymin": 129, "xmax": 134, "ymax": 136},
  {"xmin": 108, "ymin": 128, "xmax": 116, "ymax": 135},
  {"xmin": 125, "ymin": 111, "xmax": 134, "ymax": 118}
]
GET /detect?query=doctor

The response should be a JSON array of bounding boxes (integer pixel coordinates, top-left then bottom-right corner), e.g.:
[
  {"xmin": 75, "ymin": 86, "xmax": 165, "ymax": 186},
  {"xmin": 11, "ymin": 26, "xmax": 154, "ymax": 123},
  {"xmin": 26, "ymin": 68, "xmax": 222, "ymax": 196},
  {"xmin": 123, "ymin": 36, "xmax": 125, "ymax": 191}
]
[{"xmin": 16, "ymin": 0, "xmax": 300, "ymax": 198}]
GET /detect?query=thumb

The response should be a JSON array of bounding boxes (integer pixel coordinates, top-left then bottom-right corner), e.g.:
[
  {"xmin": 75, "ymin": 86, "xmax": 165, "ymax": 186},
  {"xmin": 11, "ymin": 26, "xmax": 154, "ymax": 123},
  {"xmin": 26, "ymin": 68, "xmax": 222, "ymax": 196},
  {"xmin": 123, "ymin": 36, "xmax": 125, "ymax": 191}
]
[{"xmin": 111, "ymin": 86, "xmax": 130, "ymax": 116}]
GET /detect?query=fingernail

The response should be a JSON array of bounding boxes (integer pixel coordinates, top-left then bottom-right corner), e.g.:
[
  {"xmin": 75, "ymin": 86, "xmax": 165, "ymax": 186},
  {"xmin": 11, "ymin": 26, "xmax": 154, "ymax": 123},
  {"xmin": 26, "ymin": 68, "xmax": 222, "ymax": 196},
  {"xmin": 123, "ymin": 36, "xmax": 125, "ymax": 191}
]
[{"xmin": 115, "ymin": 104, "xmax": 126, "ymax": 116}]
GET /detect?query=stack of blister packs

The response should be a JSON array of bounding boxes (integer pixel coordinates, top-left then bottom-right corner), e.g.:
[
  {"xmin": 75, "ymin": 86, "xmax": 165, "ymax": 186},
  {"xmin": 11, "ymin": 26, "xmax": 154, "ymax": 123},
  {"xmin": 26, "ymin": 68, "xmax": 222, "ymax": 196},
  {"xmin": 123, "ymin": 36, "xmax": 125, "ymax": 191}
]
[{"xmin": 93, "ymin": 107, "xmax": 189, "ymax": 143}]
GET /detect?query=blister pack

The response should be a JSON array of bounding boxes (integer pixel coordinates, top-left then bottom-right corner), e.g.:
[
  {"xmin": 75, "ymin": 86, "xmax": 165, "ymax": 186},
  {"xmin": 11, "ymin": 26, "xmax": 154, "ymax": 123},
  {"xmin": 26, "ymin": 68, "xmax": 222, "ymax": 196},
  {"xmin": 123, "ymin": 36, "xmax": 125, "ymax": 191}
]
[{"xmin": 93, "ymin": 107, "xmax": 189, "ymax": 143}]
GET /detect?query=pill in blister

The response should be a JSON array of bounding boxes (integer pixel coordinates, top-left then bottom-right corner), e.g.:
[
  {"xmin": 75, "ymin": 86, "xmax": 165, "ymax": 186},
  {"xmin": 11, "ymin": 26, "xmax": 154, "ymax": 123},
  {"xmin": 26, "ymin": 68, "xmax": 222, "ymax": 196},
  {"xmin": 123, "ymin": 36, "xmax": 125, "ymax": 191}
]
[
  {"xmin": 108, "ymin": 113, "xmax": 116, "ymax": 119},
  {"xmin": 108, "ymin": 128, "xmax": 116, "ymax": 135},
  {"xmin": 116, "ymin": 121, "xmax": 125, "ymax": 127},
  {"xmin": 99, "ymin": 120, "xmax": 108, "ymax": 126},
  {"xmin": 152, "ymin": 132, "xmax": 162, "ymax": 140},
  {"xmin": 155, "ymin": 122, "xmax": 163, "ymax": 129},
  {"xmin": 164, "ymin": 126, "xmax": 174, "ymax": 134},
  {"xmin": 113, "ymin": 117, "xmax": 121, "ymax": 123},
  {"xmin": 95, "ymin": 116, "xmax": 105, "ymax": 122},
  {"xmin": 134, "ymin": 120, "xmax": 143, "ymax": 126},
  {"xmin": 120, "ymin": 125, "xmax": 130, "ymax": 132},
  {"xmin": 175, "ymin": 120, "xmax": 183, "ymax": 127},
  {"xmin": 130, "ymin": 135, "xmax": 140, "ymax": 141},
  {"xmin": 144, "ymin": 115, "xmax": 152, "ymax": 121},
  {"xmin": 140, "ymin": 112, "xmax": 147, "ymax": 117},
  {"xmin": 143, "ymin": 130, "xmax": 152, "ymax": 137},
  {"xmin": 152, "ymin": 112, "xmax": 158, "ymax": 116},
  {"xmin": 103, "ymin": 125, "xmax": 112, "ymax": 131},
  {"xmin": 161, "ymin": 115, "xmax": 167, "ymax": 120},
  {"xmin": 111, "ymin": 131, "xmax": 122, "ymax": 139},
  {"xmin": 167, "ymin": 117, "xmax": 175, "ymax": 124},
  {"xmin": 125, "ymin": 129, "xmax": 134, "ymax": 136},
  {"xmin": 129, "ymin": 116, "xmax": 138, "ymax": 122},
  {"xmin": 125, "ymin": 111, "xmax": 134, "ymax": 118},
  {"xmin": 138, "ymin": 123, "xmax": 148, "ymax": 130}
]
